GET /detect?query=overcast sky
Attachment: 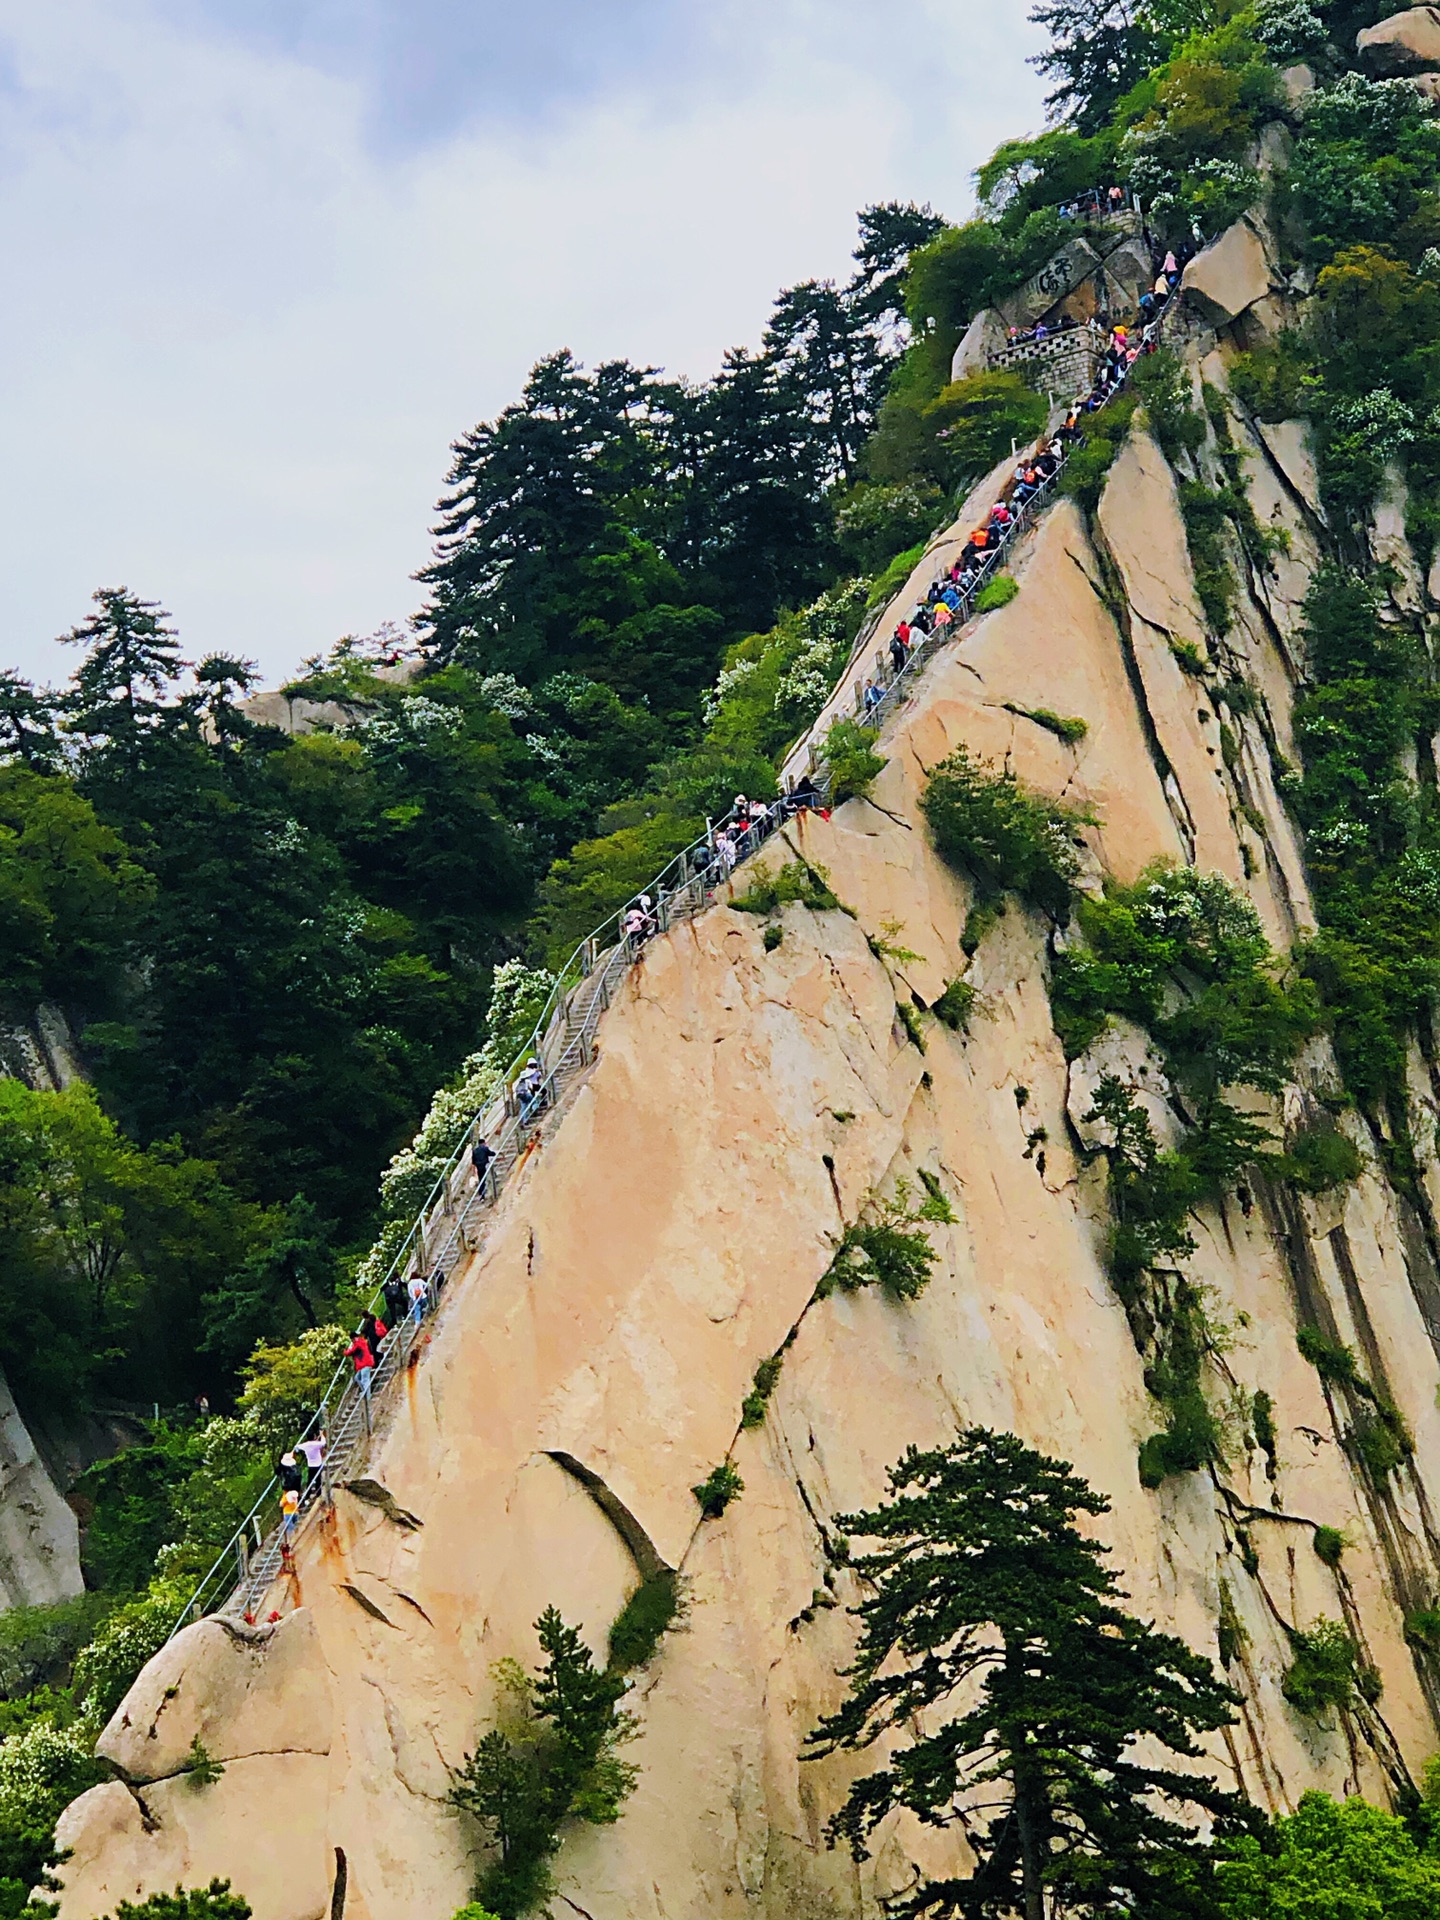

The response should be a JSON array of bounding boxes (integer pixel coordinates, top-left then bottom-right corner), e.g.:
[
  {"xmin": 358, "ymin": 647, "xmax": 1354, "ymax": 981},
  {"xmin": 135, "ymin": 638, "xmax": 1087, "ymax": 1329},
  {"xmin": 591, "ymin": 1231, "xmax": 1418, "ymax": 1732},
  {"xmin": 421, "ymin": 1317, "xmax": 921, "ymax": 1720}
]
[{"xmin": 0, "ymin": 0, "xmax": 1048, "ymax": 689}]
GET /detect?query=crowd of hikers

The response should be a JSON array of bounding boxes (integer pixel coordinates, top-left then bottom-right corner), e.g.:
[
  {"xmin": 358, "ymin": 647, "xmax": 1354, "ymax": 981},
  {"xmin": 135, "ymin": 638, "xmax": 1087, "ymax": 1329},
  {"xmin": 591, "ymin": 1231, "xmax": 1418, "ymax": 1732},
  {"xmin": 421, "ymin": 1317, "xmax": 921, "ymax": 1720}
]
[
  {"xmin": 242, "ymin": 224, "xmax": 1197, "ymax": 1609},
  {"xmin": 860, "ymin": 237, "xmax": 1189, "ymax": 718}
]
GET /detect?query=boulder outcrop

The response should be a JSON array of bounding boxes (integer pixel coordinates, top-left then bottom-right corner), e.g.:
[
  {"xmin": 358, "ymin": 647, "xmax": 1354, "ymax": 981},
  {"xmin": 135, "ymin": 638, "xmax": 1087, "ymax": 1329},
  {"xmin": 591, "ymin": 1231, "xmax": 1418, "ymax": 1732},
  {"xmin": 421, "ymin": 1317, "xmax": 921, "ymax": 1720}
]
[
  {"xmin": 0, "ymin": 1373, "xmax": 83, "ymax": 1609},
  {"xmin": 1179, "ymin": 215, "xmax": 1281, "ymax": 328},
  {"xmin": 0, "ymin": 1003, "xmax": 83, "ymax": 1092},
  {"xmin": 52, "ymin": 375, "xmax": 1440, "ymax": 1920},
  {"xmin": 996, "ymin": 235, "xmax": 1104, "ymax": 331},
  {"xmin": 949, "ymin": 306, "xmax": 1007, "ymax": 382},
  {"xmin": 1357, "ymin": 5, "xmax": 1440, "ymax": 73}
]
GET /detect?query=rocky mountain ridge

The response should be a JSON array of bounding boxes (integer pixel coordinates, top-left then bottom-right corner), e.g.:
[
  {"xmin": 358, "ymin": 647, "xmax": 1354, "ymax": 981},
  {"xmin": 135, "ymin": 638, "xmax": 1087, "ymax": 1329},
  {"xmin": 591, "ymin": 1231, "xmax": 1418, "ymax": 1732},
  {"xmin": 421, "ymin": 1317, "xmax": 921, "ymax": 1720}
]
[{"xmin": 49, "ymin": 219, "xmax": 1440, "ymax": 1914}]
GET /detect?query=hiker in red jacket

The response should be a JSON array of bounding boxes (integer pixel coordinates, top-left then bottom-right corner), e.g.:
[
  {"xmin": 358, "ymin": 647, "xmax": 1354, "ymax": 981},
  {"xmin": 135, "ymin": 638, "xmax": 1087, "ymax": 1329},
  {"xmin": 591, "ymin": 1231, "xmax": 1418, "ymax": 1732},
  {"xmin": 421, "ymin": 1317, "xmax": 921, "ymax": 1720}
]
[{"xmin": 345, "ymin": 1330, "xmax": 375, "ymax": 1399}]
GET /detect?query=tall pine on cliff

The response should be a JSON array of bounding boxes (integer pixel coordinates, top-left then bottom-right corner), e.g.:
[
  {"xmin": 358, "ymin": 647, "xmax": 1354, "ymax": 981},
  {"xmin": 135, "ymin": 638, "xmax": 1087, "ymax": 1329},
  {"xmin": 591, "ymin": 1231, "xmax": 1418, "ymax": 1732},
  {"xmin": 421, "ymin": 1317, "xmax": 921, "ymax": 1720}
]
[{"xmin": 808, "ymin": 1432, "xmax": 1251, "ymax": 1920}]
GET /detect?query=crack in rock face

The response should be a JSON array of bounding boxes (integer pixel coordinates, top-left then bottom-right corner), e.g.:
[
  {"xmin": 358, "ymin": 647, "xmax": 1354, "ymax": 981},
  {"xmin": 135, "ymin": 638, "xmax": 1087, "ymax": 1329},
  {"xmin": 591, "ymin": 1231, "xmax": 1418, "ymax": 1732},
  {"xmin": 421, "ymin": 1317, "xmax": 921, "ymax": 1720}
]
[{"xmin": 341, "ymin": 1479, "xmax": 423, "ymax": 1530}]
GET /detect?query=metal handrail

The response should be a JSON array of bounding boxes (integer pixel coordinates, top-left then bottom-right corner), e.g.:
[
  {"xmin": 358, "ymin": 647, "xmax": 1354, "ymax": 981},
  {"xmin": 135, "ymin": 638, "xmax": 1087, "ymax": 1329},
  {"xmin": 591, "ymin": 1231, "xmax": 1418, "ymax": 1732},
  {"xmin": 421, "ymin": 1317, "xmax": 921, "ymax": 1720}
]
[
  {"xmin": 167, "ymin": 802, "xmax": 793, "ymax": 1633},
  {"xmin": 167, "ymin": 289, "xmax": 1178, "ymax": 1639}
]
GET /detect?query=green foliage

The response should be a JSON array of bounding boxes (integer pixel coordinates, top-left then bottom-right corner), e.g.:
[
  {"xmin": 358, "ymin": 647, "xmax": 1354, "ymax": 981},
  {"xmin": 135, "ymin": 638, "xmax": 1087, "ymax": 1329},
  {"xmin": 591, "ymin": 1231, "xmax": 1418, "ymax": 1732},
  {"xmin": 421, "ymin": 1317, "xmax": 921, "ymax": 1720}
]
[
  {"xmin": 1282, "ymin": 1619, "xmax": 1379, "ymax": 1719},
  {"xmin": 867, "ymin": 918, "xmax": 923, "ymax": 966},
  {"xmin": 69, "ymin": 1587, "xmax": 184, "ymax": 1730},
  {"xmin": 1354, "ymin": 1402, "xmax": 1414, "ymax": 1481},
  {"xmin": 1296, "ymin": 1324, "xmax": 1363, "ymax": 1391},
  {"xmin": 973, "ymin": 573, "xmax": 1019, "ymax": 614},
  {"xmin": 0, "ymin": 1598, "xmax": 113, "ymax": 1704},
  {"xmin": 692, "ymin": 1463, "xmax": 744, "ymax": 1519},
  {"xmin": 1051, "ymin": 865, "xmax": 1318, "ymax": 1092},
  {"xmin": 1217, "ymin": 1790, "xmax": 1440, "ymax": 1920},
  {"xmin": 1011, "ymin": 706, "xmax": 1087, "ymax": 744},
  {"xmin": 877, "ymin": 218, "xmax": 1071, "ymax": 440},
  {"xmin": 0, "ymin": 1715, "xmax": 107, "ymax": 1905},
  {"xmin": 1312, "ymin": 1525, "xmax": 1345, "ymax": 1569},
  {"xmin": 530, "ymin": 810, "xmax": 699, "ymax": 969},
  {"xmin": 1229, "ymin": 336, "xmax": 1314, "ymax": 424},
  {"xmin": 98, "ymin": 1882, "xmax": 252, "ymax": 1920},
  {"xmin": 896, "ymin": 1001, "xmax": 927, "ymax": 1052},
  {"xmin": 0, "ymin": 1081, "xmax": 275, "ymax": 1415},
  {"xmin": 820, "ymin": 1178, "xmax": 952, "ymax": 1303},
  {"xmin": 1276, "ymin": 1124, "xmax": 1362, "ymax": 1193},
  {"xmin": 808, "ymin": 1429, "xmax": 1250, "ymax": 1920},
  {"xmin": 1217, "ymin": 1582, "xmax": 1246, "ymax": 1670},
  {"xmin": 1290, "ymin": 76, "xmax": 1440, "ymax": 271},
  {"xmin": 450, "ymin": 1610, "xmax": 636, "ymax": 1918},
  {"xmin": 1178, "ymin": 479, "xmax": 1236, "ymax": 634},
  {"xmin": 1060, "ymin": 392, "xmax": 1140, "ymax": 510},
  {"xmin": 835, "ymin": 481, "xmax": 945, "ymax": 577},
  {"xmin": 1252, "ymin": 1389, "xmax": 1278, "ymax": 1479},
  {"xmin": 606, "ymin": 1572, "xmax": 683, "ymax": 1673},
  {"xmin": 231, "ymin": 1325, "xmax": 351, "ymax": 1461},
  {"xmin": 183, "ymin": 1737, "xmax": 224, "ymax": 1788},
  {"xmin": 75, "ymin": 1431, "xmax": 204, "ymax": 1595},
  {"xmin": 740, "ymin": 1353, "xmax": 785, "ymax": 1430},
  {"xmin": 978, "ymin": 124, "xmax": 1121, "ymax": 218},
  {"xmin": 0, "ymin": 766, "xmax": 151, "ymax": 1015},
  {"xmin": 1056, "ymin": 872, "xmax": 1321, "ymax": 1487},
  {"xmin": 731, "ymin": 859, "xmax": 842, "ymax": 917},
  {"xmin": 922, "ymin": 747, "xmax": 1085, "ymax": 918},
  {"xmin": 822, "ymin": 719, "xmax": 887, "ymax": 804},
  {"xmin": 864, "ymin": 541, "xmax": 927, "ymax": 609},
  {"xmin": 1292, "ymin": 1326, "xmax": 1415, "ymax": 1481},
  {"xmin": 924, "ymin": 375, "xmax": 1048, "ymax": 493},
  {"xmin": 1136, "ymin": 1280, "xmax": 1225, "ymax": 1487},
  {"xmin": 1118, "ymin": 15, "xmax": 1277, "ymax": 245},
  {"xmin": 1288, "ymin": 561, "xmax": 1440, "ymax": 1140},
  {"xmin": 932, "ymin": 978, "xmax": 979, "ymax": 1033},
  {"xmin": 1131, "ymin": 348, "xmax": 1204, "ymax": 465},
  {"xmin": 762, "ymin": 924, "xmax": 783, "ymax": 952},
  {"xmin": 1029, "ymin": 0, "xmax": 1162, "ymax": 132},
  {"xmin": 693, "ymin": 582, "xmax": 870, "ymax": 781}
]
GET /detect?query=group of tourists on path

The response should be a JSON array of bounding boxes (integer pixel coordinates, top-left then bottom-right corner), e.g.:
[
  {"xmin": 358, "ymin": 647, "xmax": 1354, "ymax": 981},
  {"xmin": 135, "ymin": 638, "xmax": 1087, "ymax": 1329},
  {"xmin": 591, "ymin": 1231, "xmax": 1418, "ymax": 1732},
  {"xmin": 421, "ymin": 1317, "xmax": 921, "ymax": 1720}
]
[
  {"xmin": 268, "ymin": 1256, "xmax": 448, "ymax": 1569},
  {"xmin": 865, "ymin": 236, "xmax": 1187, "ymax": 719}
]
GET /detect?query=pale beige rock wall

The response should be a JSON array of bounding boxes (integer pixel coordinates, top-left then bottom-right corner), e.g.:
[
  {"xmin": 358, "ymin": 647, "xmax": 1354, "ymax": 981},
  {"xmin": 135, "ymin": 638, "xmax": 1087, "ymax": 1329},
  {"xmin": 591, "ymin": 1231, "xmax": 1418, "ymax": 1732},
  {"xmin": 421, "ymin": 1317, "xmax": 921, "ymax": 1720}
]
[{"xmin": 55, "ymin": 387, "xmax": 1440, "ymax": 1920}]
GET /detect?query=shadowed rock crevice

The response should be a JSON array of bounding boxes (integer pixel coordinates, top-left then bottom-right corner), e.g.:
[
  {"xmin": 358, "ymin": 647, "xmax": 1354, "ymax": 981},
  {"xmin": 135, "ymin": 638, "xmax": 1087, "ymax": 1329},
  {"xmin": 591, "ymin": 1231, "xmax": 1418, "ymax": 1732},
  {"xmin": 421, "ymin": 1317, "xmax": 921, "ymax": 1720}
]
[{"xmin": 543, "ymin": 1452, "xmax": 673, "ymax": 1580}]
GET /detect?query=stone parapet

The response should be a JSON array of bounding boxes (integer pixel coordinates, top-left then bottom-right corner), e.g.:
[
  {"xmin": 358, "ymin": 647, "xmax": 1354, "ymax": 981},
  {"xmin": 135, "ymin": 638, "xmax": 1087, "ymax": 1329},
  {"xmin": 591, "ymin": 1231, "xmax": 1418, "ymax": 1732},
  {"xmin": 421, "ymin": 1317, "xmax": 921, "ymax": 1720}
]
[{"xmin": 986, "ymin": 322, "xmax": 1107, "ymax": 400}]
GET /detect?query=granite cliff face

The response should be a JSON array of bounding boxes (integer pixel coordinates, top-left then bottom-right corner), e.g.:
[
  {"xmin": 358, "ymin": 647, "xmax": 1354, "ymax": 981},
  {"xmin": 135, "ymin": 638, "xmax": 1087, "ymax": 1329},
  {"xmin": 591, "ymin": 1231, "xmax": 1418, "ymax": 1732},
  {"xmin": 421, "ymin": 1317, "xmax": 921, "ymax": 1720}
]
[{"xmin": 53, "ymin": 304, "xmax": 1440, "ymax": 1918}]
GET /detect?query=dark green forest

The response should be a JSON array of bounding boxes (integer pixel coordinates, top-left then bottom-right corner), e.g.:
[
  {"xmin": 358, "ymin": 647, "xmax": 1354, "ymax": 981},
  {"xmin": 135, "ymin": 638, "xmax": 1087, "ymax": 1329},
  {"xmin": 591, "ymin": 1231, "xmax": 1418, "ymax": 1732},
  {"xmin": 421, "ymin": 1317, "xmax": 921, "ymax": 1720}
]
[{"xmin": 3, "ymin": 0, "xmax": 1440, "ymax": 1905}]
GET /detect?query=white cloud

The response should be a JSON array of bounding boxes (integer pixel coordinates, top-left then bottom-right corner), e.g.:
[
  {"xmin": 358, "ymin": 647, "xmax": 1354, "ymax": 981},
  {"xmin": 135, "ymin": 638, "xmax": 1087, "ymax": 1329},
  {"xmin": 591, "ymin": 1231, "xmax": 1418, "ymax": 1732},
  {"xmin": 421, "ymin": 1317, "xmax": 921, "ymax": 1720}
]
[{"xmin": 0, "ymin": 0, "xmax": 1047, "ymax": 686}]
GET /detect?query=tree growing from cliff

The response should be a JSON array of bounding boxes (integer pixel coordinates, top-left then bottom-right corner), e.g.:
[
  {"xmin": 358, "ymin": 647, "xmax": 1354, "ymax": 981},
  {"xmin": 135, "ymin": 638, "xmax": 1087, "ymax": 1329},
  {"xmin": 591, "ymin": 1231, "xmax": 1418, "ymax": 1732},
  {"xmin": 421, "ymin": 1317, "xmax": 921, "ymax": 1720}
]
[
  {"xmin": 808, "ymin": 1430, "xmax": 1253, "ymax": 1920},
  {"xmin": 450, "ymin": 1607, "xmax": 636, "ymax": 1918}
]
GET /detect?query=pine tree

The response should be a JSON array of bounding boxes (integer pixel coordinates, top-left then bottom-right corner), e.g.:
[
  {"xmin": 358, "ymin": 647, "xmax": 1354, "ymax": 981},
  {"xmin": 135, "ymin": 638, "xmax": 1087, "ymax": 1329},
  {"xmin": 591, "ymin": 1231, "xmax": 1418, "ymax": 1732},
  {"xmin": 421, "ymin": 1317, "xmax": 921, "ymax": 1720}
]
[
  {"xmin": 60, "ymin": 588, "xmax": 186, "ymax": 779},
  {"xmin": 0, "ymin": 672, "xmax": 60, "ymax": 771},
  {"xmin": 417, "ymin": 352, "xmax": 677, "ymax": 675},
  {"xmin": 681, "ymin": 346, "xmax": 834, "ymax": 632},
  {"xmin": 850, "ymin": 201, "xmax": 947, "ymax": 329},
  {"xmin": 1027, "ymin": 0, "xmax": 1162, "ymax": 134},
  {"xmin": 808, "ymin": 1430, "xmax": 1253, "ymax": 1920},
  {"xmin": 450, "ymin": 1607, "xmax": 636, "ymax": 1918},
  {"xmin": 765, "ymin": 280, "xmax": 884, "ymax": 484},
  {"xmin": 190, "ymin": 653, "xmax": 260, "ymax": 754}
]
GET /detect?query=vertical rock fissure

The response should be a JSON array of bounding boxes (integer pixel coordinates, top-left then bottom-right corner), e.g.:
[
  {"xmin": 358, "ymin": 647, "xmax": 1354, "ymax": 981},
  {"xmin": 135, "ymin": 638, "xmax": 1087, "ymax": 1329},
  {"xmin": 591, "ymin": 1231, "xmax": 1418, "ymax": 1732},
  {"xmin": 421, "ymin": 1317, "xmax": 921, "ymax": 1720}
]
[{"xmin": 1082, "ymin": 524, "xmax": 1198, "ymax": 862}]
